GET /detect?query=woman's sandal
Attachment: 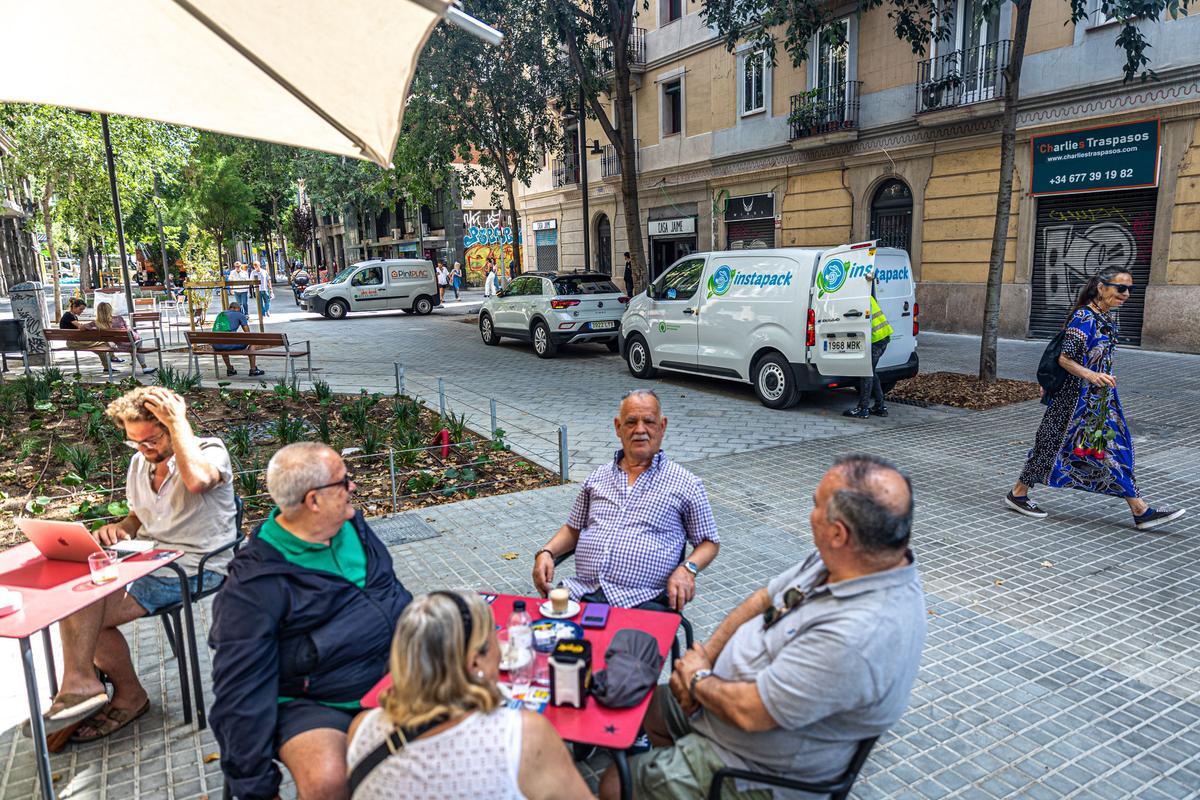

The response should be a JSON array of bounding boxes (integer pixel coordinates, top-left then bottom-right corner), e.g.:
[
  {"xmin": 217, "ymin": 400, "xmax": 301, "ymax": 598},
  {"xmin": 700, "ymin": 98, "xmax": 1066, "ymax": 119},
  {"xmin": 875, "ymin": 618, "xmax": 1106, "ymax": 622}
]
[{"xmin": 69, "ymin": 699, "xmax": 150, "ymax": 744}]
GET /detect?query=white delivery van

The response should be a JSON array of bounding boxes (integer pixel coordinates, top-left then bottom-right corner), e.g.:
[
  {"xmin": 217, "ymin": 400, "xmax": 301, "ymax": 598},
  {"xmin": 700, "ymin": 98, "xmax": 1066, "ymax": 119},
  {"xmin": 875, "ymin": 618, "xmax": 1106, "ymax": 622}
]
[
  {"xmin": 300, "ymin": 259, "xmax": 440, "ymax": 319},
  {"xmin": 619, "ymin": 243, "xmax": 919, "ymax": 409}
]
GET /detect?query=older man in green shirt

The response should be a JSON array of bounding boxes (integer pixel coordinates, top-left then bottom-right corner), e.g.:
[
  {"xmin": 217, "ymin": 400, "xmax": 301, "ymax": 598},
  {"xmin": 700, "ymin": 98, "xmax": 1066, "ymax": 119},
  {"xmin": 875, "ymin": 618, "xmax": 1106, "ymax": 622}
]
[{"xmin": 211, "ymin": 442, "xmax": 413, "ymax": 800}]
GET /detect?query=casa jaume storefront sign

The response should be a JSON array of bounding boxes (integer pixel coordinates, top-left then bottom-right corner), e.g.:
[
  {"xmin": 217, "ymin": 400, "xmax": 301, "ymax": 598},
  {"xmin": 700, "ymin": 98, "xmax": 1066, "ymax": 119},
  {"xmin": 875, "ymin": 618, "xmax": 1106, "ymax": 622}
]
[{"xmin": 1030, "ymin": 118, "xmax": 1159, "ymax": 197}]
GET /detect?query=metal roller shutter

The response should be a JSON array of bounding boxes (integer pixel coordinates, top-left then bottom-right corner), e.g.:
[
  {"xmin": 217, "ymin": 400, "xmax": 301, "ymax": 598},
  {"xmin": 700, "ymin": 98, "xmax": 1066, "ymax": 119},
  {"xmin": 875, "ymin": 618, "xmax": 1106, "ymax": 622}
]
[
  {"xmin": 535, "ymin": 229, "xmax": 559, "ymax": 272},
  {"xmin": 726, "ymin": 218, "xmax": 775, "ymax": 250},
  {"xmin": 1029, "ymin": 188, "xmax": 1155, "ymax": 345}
]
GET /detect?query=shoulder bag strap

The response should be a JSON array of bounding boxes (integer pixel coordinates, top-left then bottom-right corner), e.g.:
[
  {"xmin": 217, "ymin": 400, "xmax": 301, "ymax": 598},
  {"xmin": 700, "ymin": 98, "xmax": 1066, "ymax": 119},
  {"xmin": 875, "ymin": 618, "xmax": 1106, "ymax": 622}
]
[{"xmin": 347, "ymin": 714, "xmax": 449, "ymax": 796}]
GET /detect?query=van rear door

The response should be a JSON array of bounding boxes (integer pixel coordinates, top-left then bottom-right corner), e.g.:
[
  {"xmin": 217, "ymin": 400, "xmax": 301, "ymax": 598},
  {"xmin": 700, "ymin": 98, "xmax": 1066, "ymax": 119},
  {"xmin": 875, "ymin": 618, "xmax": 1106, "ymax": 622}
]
[
  {"xmin": 810, "ymin": 243, "xmax": 875, "ymax": 377},
  {"xmin": 872, "ymin": 248, "xmax": 915, "ymax": 369}
]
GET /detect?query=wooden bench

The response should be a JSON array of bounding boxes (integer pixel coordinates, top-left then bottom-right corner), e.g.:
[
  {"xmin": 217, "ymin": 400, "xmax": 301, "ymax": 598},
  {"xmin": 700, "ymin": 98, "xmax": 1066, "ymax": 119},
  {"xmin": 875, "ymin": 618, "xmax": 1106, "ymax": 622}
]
[
  {"xmin": 44, "ymin": 328, "xmax": 163, "ymax": 377},
  {"xmin": 184, "ymin": 331, "xmax": 311, "ymax": 383}
]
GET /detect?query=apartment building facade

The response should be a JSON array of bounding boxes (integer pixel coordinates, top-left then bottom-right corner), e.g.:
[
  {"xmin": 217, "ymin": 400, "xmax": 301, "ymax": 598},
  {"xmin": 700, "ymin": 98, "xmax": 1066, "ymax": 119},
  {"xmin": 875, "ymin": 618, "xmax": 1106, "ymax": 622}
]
[{"xmin": 516, "ymin": 1, "xmax": 1200, "ymax": 352}]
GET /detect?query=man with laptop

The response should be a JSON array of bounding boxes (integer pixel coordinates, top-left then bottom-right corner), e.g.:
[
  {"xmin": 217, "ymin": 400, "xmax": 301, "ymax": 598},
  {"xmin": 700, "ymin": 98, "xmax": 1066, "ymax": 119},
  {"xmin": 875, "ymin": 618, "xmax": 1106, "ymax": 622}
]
[{"xmin": 34, "ymin": 386, "xmax": 237, "ymax": 744}]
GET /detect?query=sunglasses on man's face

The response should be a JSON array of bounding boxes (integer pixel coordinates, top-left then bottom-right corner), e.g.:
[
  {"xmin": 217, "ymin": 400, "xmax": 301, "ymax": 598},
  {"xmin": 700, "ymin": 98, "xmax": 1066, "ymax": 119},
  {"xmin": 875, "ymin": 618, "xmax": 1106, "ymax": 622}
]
[
  {"xmin": 762, "ymin": 587, "xmax": 807, "ymax": 630},
  {"xmin": 308, "ymin": 473, "xmax": 354, "ymax": 496},
  {"xmin": 1101, "ymin": 281, "xmax": 1132, "ymax": 294}
]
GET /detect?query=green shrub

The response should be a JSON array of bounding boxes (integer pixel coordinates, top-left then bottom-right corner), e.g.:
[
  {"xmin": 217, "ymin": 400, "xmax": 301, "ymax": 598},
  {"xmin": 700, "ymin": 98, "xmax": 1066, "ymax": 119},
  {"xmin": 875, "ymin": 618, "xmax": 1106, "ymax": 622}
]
[
  {"xmin": 313, "ymin": 379, "xmax": 334, "ymax": 405},
  {"xmin": 156, "ymin": 365, "xmax": 202, "ymax": 394},
  {"xmin": 227, "ymin": 425, "xmax": 253, "ymax": 460},
  {"xmin": 273, "ymin": 409, "xmax": 307, "ymax": 445},
  {"xmin": 56, "ymin": 443, "xmax": 103, "ymax": 481}
]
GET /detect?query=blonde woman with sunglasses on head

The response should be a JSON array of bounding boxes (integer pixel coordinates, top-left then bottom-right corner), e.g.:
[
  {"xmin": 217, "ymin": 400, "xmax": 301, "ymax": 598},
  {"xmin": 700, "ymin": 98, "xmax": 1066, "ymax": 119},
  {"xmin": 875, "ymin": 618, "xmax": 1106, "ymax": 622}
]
[
  {"xmin": 94, "ymin": 302, "xmax": 157, "ymax": 375},
  {"xmin": 346, "ymin": 591, "xmax": 594, "ymax": 800}
]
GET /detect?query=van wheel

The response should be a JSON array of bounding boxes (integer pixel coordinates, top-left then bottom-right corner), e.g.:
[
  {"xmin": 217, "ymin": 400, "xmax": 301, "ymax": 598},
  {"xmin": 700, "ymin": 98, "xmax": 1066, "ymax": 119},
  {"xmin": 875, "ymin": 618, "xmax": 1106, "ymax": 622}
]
[
  {"xmin": 604, "ymin": 338, "xmax": 620, "ymax": 353},
  {"xmin": 753, "ymin": 353, "xmax": 799, "ymax": 409},
  {"xmin": 480, "ymin": 314, "xmax": 501, "ymax": 346},
  {"xmin": 325, "ymin": 299, "xmax": 349, "ymax": 320},
  {"xmin": 413, "ymin": 296, "xmax": 434, "ymax": 315},
  {"xmin": 625, "ymin": 334, "xmax": 657, "ymax": 378},
  {"xmin": 532, "ymin": 321, "xmax": 558, "ymax": 358}
]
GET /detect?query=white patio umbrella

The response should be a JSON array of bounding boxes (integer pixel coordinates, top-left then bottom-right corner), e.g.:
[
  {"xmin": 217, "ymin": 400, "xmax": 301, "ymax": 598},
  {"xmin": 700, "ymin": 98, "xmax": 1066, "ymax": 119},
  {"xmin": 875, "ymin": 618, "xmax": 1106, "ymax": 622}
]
[
  {"xmin": 0, "ymin": 0, "xmax": 500, "ymax": 166},
  {"xmin": 0, "ymin": 0, "xmax": 500, "ymax": 312}
]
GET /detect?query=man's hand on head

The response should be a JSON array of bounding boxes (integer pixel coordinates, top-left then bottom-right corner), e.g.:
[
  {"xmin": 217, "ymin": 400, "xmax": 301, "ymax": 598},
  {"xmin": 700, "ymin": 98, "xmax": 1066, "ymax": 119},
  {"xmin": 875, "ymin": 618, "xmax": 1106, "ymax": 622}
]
[
  {"xmin": 666, "ymin": 565, "xmax": 696, "ymax": 611},
  {"xmin": 142, "ymin": 387, "xmax": 188, "ymax": 431}
]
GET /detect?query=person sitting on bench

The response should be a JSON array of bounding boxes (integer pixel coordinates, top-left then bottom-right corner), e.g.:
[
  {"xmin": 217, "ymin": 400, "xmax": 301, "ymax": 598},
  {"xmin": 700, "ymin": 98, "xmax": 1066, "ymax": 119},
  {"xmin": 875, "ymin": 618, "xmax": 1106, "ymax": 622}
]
[
  {"xmin": 212, "ymin": 301, "xmax": 264, "ymax": 377},
  {"xmin": 58, "ymin": 298, "xmax": 113, "ymax": 371}
]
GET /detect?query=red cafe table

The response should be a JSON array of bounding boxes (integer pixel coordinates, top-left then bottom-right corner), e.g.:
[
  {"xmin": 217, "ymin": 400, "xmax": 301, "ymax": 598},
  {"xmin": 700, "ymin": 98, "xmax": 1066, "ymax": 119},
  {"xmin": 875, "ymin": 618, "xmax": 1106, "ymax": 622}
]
[
  {"xmin": 0, "ymin": 542, "xmax": 188, "ymax": 800},
  {"xmin": 363, "ymin": 593, "xmax": 682, "ymax": 800}
]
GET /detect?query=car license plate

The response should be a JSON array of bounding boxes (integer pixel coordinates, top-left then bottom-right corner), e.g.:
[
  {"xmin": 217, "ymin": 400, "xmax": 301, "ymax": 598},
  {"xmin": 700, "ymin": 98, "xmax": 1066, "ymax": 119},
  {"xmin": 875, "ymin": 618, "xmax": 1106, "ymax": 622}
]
[
  {"xmin": 590, "ymin": 321, "xmax": 616, "ymax": 330},
  {"xmin": 824, "ymin": 337, "xmax": 864, "ymax": 353}
]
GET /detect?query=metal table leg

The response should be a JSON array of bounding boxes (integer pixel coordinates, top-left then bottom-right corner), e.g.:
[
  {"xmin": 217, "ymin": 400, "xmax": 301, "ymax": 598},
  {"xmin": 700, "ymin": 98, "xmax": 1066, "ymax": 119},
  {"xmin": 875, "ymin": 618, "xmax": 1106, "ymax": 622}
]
[
  {"xmin": 42, "ymin": 628, "xmax": 58, "ymax": 697},
  {"xmin": 611, "ymin": 748, "xmax": 632, "ymax": 800},
  {"xmin": 20, "ymin": 636, "xmax": 56, "ymax": 800}
]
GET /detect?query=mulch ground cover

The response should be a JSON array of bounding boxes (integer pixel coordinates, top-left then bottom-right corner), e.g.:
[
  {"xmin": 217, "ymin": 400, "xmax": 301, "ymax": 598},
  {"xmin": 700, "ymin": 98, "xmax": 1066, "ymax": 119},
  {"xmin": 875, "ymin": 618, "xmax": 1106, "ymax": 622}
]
[
  {"xmin": 0, "ymin": 366, "xmax": 556, "ymax": 549},
  {"xmin": 889, "ymin": 370, "xmax": 1042, "ymax": 410}
]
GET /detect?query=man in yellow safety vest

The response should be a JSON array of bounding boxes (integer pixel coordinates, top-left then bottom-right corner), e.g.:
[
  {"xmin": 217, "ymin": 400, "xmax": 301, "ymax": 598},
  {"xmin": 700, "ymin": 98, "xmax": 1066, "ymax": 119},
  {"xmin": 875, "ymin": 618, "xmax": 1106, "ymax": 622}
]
[{"xmin": 843, "ymin": 266, "xmax": 893, "ymax": 419}]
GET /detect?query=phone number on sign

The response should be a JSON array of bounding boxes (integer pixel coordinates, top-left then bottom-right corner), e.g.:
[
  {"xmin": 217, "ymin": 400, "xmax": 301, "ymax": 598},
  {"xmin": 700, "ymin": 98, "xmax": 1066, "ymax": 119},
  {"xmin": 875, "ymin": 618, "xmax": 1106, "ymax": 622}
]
[{"xmin": 1048, "ymin": 168, "xmax": 1135, "ymax": 186}]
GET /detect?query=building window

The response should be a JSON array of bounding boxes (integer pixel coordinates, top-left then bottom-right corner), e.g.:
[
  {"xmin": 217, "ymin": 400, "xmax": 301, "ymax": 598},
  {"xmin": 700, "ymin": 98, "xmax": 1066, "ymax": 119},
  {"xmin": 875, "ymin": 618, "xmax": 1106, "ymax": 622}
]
[
  {"xmin": 662, "ymin": 78, "xmax": 683, "ymax": 137},
  {"xmin": 429, "ymin": 189, "xmax": 445, "ymax": 230},
  {"xmin": 662, "ymin": 0, "xmax": 682, "ymax": 25},
  {"xmin": 394, "ymin": 199, "xmax": 406, "ymax": 235},
  {"xmin": 813, "ymin": 19, "xmax": 850, "ymax": 93},
  {"xmin": 740, "ymin": 51, "xmax": 766, "ymax": 116}
]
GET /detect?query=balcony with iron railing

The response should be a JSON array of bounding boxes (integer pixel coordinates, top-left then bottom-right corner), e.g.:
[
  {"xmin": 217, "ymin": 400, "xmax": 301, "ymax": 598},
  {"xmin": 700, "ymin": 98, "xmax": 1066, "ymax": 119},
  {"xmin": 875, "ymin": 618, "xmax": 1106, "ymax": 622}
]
[
  {"xmin": 552, "ymin": 154, "xmax": 579, "ymax": 188},
  {"xmin": 788, "ymin": 81, "xmax": 862, "ymax": 150},
  {"xmin": 597, "ymin": 28, "xmax": 647, "ymax": 75},
  {"xmin": 916, "ymin": 40, "xmax": 1011, "ymax": 123},
  {"xmin": 601, "ymin": 140, "xmax": 639, "ymax": 178}
]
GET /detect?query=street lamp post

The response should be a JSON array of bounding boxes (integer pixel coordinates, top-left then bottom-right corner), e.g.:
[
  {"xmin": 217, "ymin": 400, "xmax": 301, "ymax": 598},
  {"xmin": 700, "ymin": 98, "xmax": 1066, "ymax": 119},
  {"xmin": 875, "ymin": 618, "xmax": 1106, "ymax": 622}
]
[{"xmin": 100, "ymin": 114, "xmax": 135, "ymax": 314}]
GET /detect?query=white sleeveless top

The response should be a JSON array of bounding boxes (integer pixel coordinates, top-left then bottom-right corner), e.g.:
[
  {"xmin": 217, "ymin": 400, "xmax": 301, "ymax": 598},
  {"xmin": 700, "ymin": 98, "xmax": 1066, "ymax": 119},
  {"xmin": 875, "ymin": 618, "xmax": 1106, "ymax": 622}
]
[{"xmin": 347, "ymin": 707, "xmax": 527, "ymax": 800}]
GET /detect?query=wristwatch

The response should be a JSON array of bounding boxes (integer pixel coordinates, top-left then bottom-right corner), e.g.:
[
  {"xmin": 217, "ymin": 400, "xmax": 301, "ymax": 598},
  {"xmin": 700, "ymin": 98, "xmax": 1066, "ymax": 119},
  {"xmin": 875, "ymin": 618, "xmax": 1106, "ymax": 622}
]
[
  {"xmin": 683, "ymin": 560, "xmax": 699, "ymax": 576},
  {"xmin": 689, "ymin": 669, "xmax": 713, "ymax": 699}
]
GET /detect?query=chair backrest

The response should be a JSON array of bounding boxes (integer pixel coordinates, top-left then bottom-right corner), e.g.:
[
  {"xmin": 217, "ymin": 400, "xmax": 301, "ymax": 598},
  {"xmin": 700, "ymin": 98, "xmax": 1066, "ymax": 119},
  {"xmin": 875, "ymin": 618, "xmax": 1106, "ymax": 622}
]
[{"xmin": 186, "ymin": 331, "xmax": 287, "ymax": 347}]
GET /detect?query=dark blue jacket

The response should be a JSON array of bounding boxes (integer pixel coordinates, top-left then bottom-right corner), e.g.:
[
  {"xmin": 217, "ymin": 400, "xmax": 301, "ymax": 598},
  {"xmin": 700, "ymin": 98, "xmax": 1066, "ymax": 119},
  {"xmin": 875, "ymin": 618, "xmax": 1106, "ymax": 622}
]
[{"xmin": 209, "ymin": 510, "xmax": 412, "ymax": 799}]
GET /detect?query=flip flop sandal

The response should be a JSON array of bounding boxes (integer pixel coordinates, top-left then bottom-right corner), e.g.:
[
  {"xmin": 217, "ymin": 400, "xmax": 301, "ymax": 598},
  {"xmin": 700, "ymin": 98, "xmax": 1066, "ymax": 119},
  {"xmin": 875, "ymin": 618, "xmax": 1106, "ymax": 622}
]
[
  {"xmin": 69, "ymin": 700, "xmax": 150, "ymax": 744},
  {"xmin": 21, "ymin": 691, "xmax": 109, "ymax": 738}
]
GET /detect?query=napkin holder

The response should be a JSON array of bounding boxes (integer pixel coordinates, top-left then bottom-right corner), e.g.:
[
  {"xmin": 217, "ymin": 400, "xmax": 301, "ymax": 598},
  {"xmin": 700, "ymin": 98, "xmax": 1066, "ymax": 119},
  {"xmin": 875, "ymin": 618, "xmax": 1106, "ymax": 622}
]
[{"xmin": 549, "ymin": 638, "xmax": 592, "ymax": 708}]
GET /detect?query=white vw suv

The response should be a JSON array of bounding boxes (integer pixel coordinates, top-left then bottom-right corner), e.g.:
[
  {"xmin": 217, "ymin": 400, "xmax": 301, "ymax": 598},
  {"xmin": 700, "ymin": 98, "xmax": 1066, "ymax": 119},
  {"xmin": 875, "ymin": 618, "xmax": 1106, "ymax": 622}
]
[{"xmin": 479, "ymin": 272, "xmax": 629, "ymax": 358}]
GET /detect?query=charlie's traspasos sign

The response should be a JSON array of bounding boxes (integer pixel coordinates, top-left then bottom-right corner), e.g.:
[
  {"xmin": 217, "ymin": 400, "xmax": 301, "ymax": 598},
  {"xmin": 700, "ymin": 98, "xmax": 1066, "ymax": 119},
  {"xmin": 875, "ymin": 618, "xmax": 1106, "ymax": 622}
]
[{"xmin": 1030, "ymin": 118, "xmax": 1159, "ymax": 196}]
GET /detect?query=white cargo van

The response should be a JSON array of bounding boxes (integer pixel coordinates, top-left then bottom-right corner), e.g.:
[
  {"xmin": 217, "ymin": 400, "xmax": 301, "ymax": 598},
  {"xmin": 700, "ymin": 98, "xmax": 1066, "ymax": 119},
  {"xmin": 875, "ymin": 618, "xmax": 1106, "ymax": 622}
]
[
  {"xmin": 300, "ymin": 259, "xmax": 440, "ymax": 319},
  {"xmin": 619, "ymin": 243, "xmax": 919, "ymax": 408}
]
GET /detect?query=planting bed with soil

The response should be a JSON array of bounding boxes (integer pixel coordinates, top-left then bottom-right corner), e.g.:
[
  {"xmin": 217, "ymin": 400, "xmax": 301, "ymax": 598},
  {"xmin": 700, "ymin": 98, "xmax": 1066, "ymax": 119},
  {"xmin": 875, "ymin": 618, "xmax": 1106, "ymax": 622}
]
[{"xmin": 0, "ymin": 367, "xmax": 556, "ymax": 548}]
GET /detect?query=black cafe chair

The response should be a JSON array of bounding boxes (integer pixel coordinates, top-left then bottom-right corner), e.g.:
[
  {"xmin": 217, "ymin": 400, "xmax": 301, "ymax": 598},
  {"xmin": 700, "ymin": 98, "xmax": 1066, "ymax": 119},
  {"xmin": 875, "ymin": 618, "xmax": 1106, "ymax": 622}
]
[
  {"xmin": 552, "ymin": 546, "xmax": 695, "ymax": 663},
  {"xmin": 707, "ymin": 736, "xmax": 880, "ymax": 800},
  {"xmin": 148, "ymin": 496, "xmax": 245, "ymax": 730}
]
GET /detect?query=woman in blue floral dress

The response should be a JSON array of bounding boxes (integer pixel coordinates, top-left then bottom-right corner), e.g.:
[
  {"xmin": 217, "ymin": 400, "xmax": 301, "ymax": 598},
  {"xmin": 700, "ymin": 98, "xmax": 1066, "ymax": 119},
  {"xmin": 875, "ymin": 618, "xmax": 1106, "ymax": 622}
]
[{"xmin": 1006, "ymin": 267, "xmax": 1186, "ymax": 531}]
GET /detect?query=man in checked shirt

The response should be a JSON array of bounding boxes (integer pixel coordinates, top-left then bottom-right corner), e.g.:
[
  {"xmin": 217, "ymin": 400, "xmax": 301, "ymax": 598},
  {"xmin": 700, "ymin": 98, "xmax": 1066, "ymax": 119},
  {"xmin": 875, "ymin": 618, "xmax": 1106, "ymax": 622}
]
[{"xmin": 532, "ymin": 389, "xmax": 719, "ymax": 611}]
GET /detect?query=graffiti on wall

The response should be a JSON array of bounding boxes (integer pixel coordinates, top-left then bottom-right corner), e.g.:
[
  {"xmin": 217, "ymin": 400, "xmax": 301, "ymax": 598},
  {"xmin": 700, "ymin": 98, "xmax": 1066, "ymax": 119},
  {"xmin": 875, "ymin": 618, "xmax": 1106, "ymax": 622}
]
[
  {"xmin": 463, "ymin": 209, "xmax": 517, "ymax": 284},
  {"xmin": 1038, "ymin": 204, "xmax": 1153, "ymax": 318}
]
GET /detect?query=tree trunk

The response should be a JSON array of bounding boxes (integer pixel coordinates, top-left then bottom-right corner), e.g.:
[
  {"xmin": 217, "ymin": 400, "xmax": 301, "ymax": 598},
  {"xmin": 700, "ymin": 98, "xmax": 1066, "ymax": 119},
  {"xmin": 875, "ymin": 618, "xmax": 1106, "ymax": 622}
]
[
  {"xmin": 82, "ymin": 237, "xmax": 95, "ymax": 296},
  {"xmin": 504, "ymin": 175, "xmax": 522, "ymax": 275},
  {"xmin": 40, "ymin": 189, "xmax": 62, "ymax": 317},
  {"xmin": 614, "ymin": 75, "xmax": 646, "ymax": 292},
  {"xmin": 978, "ymin": 0, "xmax": 1031, "ymax": 382}
]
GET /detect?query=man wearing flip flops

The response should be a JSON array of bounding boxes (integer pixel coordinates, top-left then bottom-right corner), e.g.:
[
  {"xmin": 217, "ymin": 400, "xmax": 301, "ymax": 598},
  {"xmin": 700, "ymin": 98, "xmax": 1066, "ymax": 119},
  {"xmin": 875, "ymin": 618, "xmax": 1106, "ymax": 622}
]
[{"xmin": 25, "ymin": 386, "xmax": 237, "ymax": 748}]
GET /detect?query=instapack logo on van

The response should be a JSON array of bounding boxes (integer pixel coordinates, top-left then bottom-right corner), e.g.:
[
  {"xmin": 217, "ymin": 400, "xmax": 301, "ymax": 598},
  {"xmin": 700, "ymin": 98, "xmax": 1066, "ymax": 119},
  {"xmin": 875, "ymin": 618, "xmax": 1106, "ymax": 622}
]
[
  {"xmin": 816, "ymin": 260, "xmax": 909, "ymax": 298},
  {"xmin": 706, "ymin": 265, "xmax": 793, "ymax": 298}
]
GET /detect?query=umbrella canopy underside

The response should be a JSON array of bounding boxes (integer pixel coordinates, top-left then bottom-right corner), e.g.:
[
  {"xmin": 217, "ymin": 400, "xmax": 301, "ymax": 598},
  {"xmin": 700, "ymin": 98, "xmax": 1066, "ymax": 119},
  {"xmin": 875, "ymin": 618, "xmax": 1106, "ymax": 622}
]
[{"xmin": 1, "ymin": 0, "xmax": 448, "ymax": 166}]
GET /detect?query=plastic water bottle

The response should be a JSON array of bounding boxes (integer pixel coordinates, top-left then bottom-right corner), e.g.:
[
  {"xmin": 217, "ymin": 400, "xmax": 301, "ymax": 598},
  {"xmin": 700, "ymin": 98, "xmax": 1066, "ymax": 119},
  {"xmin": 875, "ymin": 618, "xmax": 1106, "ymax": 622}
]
[{"xmin": 507, "ymin": 600, "xmax": 534, "ymax": 697}]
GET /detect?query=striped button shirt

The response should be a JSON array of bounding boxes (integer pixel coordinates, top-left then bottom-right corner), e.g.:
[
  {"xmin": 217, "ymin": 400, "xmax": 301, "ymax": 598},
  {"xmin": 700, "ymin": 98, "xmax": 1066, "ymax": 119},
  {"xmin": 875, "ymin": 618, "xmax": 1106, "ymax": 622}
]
[{"xmin": 563, "ymin": 450, "xmax": 719, "ymax": 608}]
